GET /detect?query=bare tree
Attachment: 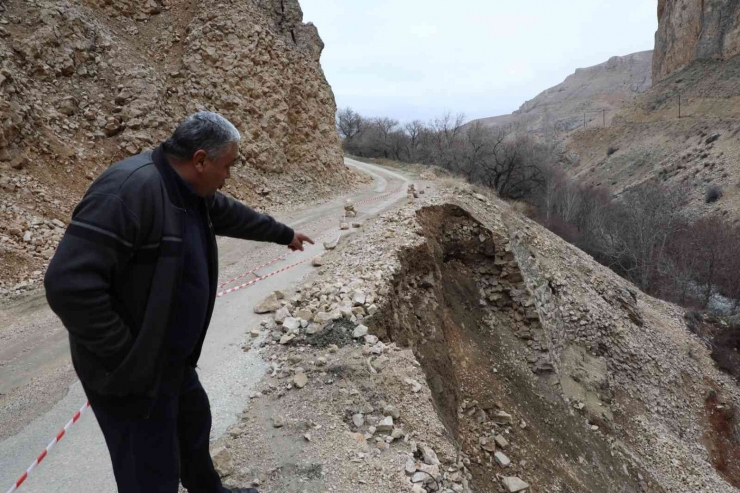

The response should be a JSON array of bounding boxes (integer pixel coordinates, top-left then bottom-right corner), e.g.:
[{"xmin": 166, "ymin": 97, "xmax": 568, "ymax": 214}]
[
  {"xmin": 404, "ymin": 120, "xmax": 426, "ymax": 162},
  {"xmin": 336, "ymin": 107, "xmax": 363, "ymax": 141}
]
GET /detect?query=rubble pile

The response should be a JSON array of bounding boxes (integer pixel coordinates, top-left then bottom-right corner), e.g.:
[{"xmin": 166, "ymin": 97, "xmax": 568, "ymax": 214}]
[{"xmin": 222, "ymin": 178, "xmax": 740, "ymax": 492}]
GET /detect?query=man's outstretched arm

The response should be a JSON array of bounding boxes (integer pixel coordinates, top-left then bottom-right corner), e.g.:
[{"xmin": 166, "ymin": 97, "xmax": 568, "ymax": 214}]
[{"xmin": 209, "ymin": 192, "xmax": 313, "ymax": 250}]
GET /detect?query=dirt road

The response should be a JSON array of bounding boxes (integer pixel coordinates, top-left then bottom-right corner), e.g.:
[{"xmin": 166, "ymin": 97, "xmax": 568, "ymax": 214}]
[{"xmin": 0, "ymin": 158, "xmax": 409, "ymax": 493}]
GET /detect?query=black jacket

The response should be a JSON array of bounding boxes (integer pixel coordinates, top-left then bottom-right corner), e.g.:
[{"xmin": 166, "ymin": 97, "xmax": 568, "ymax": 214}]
[{"xmin": 44, "ymin": 146, "xmax": 294, "ymax": 399}]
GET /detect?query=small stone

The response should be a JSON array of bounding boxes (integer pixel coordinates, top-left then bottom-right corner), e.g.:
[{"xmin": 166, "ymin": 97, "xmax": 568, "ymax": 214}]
[
  {"xmin": 377, "ymin": 416, "xmax": 393, "ymax": 432},
  {"xmin": 295, "ymin": 308, "xmax": 313, "ymax": 321},
  {"xmin": 211, "ymin": 446, "xmax": 233, "ymax": 476},
  {"xmin": 323, "ymin": 237, "xmax": 340, "ymax": 250},
  {"xmin": 495, "ymin": 451, "xmax": 511, "ymax": 467},
  {"xmin": 272, "ymin": 415, "xmax": 285, "ymax": 428},
  {"xmin": 383, "ymin": 405, "xmax": 400, "ymax": 419},
  {"xmin": 352, "ymin": 222, "xmax": 362, "ymax": 228},
  {"xmin": 372, "ymin": 355, "xmax": 390, "ymax": 372},
  {"xmin": 405, "ymin": 457, "xmax": 417, "ymax": 474},
  {"xmin": 294, "ymin": 373, "xmax": 308, "ymax": 388},
  {"xmin": 367, "ymin": 304, "xmax": 378, "ymax": 316},
  {"xmin": 311, "ymin": 256, "xmax": 324, "ymax": 267},
  {"xmin": 304, "ymin": 433, "xmax": 312, "ymax": 442},
  {"xmin": 352, "ymin": 290, "xmax": 367, "ymax": 306},
  {"xmin": 274, "ymin": 306, "xmax": 291, "ymax": 324},
  {"xmin": 405, "ymin": 378, "xmax": 423, "ymax": 393},
  {"xmin": 421, "ymin": 445, "xmax": 440, "ymax": 466},
  {"xmin": 495, "ymin": 434, "xmax": 509, "ymax": 449},
  {"xmin": 282, "ymin": 317, "xmax": 301, "ymax": 332},
  {"xmin": 250, "ymin": 329, "xmax": 260, "ymax": 338},
  {"xmin": 364, "ymin": 334, "xmax": 379, "ymax": 345},
  {"xmin": 254, "ymin": 294, "xmax": 281, "ymax": 314},
  {"xmin": 412, "ymin": 472, "xmax": 428, "ymax": 483},
  {"xmin": 492, "ymin": 411, "xmax": 513, "ymax": 424},
  {"xmin": 316, "ymin": 356, "xmax": 327, "ymax": 366},
  {"xmin": 279, "ymin": 334, "xmax": 296, "ymax": 345},
  {"xmin": 340, "ymin": 222, "xmax": 350, "ymax": 230},
  {"xmin": 502, "ymin": 476, "xmax": 529, "ymax": 492},
  {"xmin": 352, "ymin": 414, "xmax": 365, "ymax": 427},
  {"xmin": 352, "ymin": 324, "xmax": 368, "ymax": 338}
]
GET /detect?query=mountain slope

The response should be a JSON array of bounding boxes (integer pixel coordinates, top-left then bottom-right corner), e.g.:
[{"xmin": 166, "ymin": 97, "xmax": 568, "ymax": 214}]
[{"xmin": 472, "ymin": 51, "xmax": 652, "ymax": 137}]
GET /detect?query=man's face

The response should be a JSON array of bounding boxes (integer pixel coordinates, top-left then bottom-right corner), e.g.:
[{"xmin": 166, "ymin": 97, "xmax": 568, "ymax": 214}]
[{"xmin": 192, "ymin": 143, "xmax": 239, "ymax": 196}]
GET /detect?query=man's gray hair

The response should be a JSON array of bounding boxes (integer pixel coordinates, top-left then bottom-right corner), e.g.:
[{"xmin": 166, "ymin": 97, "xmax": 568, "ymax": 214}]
[{"xmin": 163, "ymin": 112, "xmax": 241, "ymax": 160}]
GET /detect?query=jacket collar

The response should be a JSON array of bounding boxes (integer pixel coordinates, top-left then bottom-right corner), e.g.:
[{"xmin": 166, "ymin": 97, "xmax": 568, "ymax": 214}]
[{"xmin": 153, "ymin": 145, "xmax": 190, "ymax": 210}]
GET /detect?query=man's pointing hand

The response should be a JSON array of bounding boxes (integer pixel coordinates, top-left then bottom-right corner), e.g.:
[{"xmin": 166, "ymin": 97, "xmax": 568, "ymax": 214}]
[{"xmin": 288, "ymin": 232, "xmax": 314, "ymax": 251}]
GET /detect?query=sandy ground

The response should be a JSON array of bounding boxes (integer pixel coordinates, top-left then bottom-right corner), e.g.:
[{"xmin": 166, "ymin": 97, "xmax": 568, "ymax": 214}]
[{"xmin": 0, "ymin": 158, "xmax": 409, "ymax": 493}]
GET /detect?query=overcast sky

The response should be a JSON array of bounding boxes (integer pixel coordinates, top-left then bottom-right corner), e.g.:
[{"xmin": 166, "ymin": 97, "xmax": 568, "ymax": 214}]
[{"xmin": 301, "ymin": 0, "xmax": 657, "ymax": 123}]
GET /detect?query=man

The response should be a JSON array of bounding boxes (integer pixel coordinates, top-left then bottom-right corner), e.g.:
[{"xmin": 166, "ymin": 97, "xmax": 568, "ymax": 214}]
[{"xmin": 44, "ymin": 112, "xmax": 313, "ymax": 493}]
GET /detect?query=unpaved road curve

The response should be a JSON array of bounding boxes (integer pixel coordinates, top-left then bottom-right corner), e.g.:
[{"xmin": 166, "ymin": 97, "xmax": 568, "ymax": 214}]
[{"xmin": 0, "ymin": 158, "xmax": 410, "ymax": 493}]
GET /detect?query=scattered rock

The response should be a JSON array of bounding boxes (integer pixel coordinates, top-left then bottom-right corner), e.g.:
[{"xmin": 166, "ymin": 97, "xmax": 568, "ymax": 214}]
[
  {"xmin": 272, "ymin": 415, "xmax": 285, "ymax": 428},
  {"xmin": 495, "ymin": 451, "xmax": 511, "ymax": 467},
  {"xmin": 324, "ymin": 236, "xmax": 340, "ymax": 250},
  {"xmin": 421, "ymin": 445, "xmax": 440, "ymax": 466},
  {"xmin": 352, "ymin": 324, "xmax": 368, "ymax": 338},
  {"xmin": 502, "ymin": 476, "xmax": 529, "ymax": 492},
  {"xmin": 293, "ymin": 373, "xmax": 308, "ymax": 389},
  {"xmin": 376, "ymin": 416, "xmax": 393, "ymax": 432},
  {"xmin": 279, "ymin": 334, "xmax": 296, "ymax": 345},
  {"xmin": 211, "ymin": 446, "xmax": 233, "ymax": 476},
  {"xmin": 495, "ymin": 434, "xmax": 509, "ymax": 449},
  {"xmin": 492, "ymin": 411, "xmax": 512, "ymax": 424},
  {"xmin": 274, "ymin": 306, "xmax": 291, "ymax": 324},
  {"xmin": 254, "ymin": 294, "xmax": 281, "ymax": 314},
  {"xmin": 282, "ymin": 317, "xmax": 301, "ymax": 332}
]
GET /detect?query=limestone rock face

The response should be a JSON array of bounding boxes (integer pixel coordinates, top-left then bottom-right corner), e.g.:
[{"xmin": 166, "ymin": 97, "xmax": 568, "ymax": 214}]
[
  {"xmin": 0, "ymin": 0, "xmax": 355, "ymax": 291},
  {"xmin": 654, "ymin": 0, "xmax": 740, "ymax": 81}
]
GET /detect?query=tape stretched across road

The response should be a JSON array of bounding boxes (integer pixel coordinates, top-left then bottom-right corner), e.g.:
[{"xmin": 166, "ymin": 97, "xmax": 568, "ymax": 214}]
[
  {"xmin": 6, "ymin": 402, "xmax": 91, "ymax": 493},
  {"xmin": 4, "ymin": 184, "xmax": 406, "ymax": 493}
]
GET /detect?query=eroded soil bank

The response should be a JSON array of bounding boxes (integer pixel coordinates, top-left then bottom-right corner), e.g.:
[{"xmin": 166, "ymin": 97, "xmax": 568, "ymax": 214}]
[{"xmin": 376, "ymin": 204, "xmax": 662, "ymax": 492}]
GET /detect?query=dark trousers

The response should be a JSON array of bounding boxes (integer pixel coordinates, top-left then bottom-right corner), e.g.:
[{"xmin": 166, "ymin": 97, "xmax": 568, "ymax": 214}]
[{"xmin": 90, "ymin": 368, "xmax": 226, "ymax": 493}]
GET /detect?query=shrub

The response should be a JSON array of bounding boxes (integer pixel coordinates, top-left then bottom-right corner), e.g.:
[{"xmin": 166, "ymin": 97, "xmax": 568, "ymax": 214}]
[{"xmin": 706, "ymin": 185, "xmax": 724, "ymax": 203}]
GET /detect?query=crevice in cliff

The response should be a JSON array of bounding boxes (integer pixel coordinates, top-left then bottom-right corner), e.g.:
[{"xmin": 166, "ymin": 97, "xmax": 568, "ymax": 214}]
[{"xmin": 374, "ymin": 204, "xmax": 660, "ymax": 493}]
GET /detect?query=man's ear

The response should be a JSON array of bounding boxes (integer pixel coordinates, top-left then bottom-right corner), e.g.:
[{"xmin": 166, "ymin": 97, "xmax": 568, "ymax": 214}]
[{"xmin": 193, "ymin": 150, "xmax": 208, "ymax": 172}]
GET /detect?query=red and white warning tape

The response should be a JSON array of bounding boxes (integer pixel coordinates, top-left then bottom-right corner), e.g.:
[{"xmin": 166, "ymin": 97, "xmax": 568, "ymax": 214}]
[
  {"xmin": 217, "ymin": 228, "xmax": 338, "ymax": 291},
  {"xmin": 6, "ymin": 401, "xmax": 91, "ymax": 493},
  {"xmin": 4, "ymin": 185, "xmax": 406, "ymax": 493},
  {"xmin": 217, "ymin": 252, "xmax": 292, "ymax": 289},
  {"xmin": 216, "ymin": 256, "xmax": 315, "ymax": 298}
]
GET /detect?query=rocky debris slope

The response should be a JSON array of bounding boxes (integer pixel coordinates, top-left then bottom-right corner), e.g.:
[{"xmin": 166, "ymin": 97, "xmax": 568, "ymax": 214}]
[
  {"xmin": 0, "ymin": 0, "xmax": 357, "ymax": 295},
  {"xmin": 216, "ymin": 176, "xmax": 740, "ymax": 492},
  {"xmin": 654, "ymin": 0, "xmax": 740, "ymax": 81},
  {"xmin": 471, "ymin": 51, "xmax": 652, "ymax": 137}
]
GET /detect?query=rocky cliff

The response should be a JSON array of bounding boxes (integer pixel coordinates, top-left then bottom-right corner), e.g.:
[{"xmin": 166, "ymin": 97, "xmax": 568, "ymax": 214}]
[
  {"xmin": 473, "ymin": 51, "xmax": 652, "ymax": 137},
  {"xmin": 0, "ymin": 0, "xmax": 353, "ymax": 295},
  {"xmin": 654, "ymin": 0, "xmax": 740, "ymax": 81}
]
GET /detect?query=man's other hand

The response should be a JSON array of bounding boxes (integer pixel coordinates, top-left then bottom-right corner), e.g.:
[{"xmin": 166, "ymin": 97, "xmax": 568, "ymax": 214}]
[{"xmin": 288, "ymin": 232, "xmax": 314, "ymax": 251}]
